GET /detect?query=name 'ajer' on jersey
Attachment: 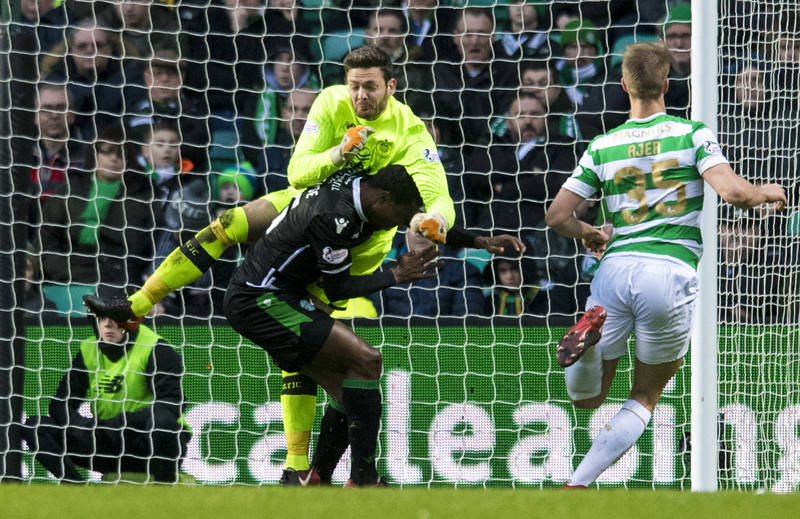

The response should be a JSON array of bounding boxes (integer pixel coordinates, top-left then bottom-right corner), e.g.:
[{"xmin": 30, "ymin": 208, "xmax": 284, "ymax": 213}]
[
  {"xmin": 232, "ymin": 170, "xmax": 375, "ymax": 291},
  {"xmin": 562, "ymin": 113, "xmax": 728, "ymax": 269}
]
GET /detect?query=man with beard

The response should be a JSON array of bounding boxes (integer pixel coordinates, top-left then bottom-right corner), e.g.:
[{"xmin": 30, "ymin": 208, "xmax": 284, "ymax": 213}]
[{"xmin": 85, "ymin": 45, "xmax": 524, "ymax": 486}]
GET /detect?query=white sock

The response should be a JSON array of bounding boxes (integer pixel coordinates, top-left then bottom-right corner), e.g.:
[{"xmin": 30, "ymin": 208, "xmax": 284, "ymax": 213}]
[{"xmin": 567, "ymin": 399, "xmax": 652, "ymax": 486}]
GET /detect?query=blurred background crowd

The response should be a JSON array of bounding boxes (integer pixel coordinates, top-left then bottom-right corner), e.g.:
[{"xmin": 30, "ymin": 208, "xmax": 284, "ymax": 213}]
[{"xmin": 9, "ymin": 0, "xmax": 800, "ymax": 323}]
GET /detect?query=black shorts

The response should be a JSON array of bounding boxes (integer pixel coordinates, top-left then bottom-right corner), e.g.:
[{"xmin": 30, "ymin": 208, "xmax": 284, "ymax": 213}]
[{"xmin": 223, "ymin": 285, "xmax": 334, "ymax": 372}]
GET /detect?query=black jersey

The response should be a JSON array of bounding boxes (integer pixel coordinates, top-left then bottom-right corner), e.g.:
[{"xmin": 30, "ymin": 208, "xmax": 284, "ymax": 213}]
[{"xmin": 231, "ymin": 171, "xmax": 376, "ymax": 292}]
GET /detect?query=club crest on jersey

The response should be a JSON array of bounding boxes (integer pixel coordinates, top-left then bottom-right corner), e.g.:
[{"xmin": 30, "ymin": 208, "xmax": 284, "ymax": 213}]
[
  {"xmin": 322, "ymin": 246, "xmax": 348, "ymax": 264},
  {"xmin": 703, "ymin": 140, "xmax": 721, "ymax": 154},
  {"xmin": 302, "ymin": 120, "xmax": 320, "ymax": 134},
  {"xmin": 334, "ymin": 217, "xmax": 348, "ymax": 234},
  {"xmin": 422, "ymin": 148, "xmax": 441, "ymax": 163}
]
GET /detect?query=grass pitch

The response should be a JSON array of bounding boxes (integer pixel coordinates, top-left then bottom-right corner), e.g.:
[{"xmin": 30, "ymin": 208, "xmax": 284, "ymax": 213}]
[{"xmin": 4, "ymin": 485, "xmax": 800, "ymax": 519}]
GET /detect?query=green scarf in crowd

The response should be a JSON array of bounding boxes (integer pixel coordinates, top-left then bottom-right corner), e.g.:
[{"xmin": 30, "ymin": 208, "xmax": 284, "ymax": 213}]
[{"xmin": 78, "ymin": 176, "xmax": 122, "ymax": 247}]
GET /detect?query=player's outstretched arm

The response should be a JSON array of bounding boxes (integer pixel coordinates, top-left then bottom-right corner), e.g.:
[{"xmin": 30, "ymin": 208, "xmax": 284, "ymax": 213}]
[
  {"xmin": 321, "ymin": 245, "xmax": 442, "ymax": 302},
  {"xmin": 125, "ymin": 197, "xmax": 279, "ymax": 318},
  {"xmin": 703, "ymin": 163, "xmax": 787, "ymax": 211},
  {"xmin": 545, "ymin": 188, "xmax": 610, "ymax": 255}
]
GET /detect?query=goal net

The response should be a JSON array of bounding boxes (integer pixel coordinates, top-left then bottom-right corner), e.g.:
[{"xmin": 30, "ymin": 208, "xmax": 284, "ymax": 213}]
[{"xmin": 0, "ymin": 0, "xmax": 796, "ymax": 490}]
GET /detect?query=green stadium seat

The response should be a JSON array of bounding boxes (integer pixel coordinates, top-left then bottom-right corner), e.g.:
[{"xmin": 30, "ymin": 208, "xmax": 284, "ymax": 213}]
[
  {"xmin": 609, "ymin": 33, "xmax": 659, "ymax": 70},
  {"xmin": 321, "ymin": 30, "xmax": 367, "ymax": 65}
]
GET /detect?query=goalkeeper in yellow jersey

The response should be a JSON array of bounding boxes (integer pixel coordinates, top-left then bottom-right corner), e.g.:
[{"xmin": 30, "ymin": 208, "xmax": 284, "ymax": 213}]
[{"xmin": 84, "ymin": 46, "xmax": 524, "ymax": 485}]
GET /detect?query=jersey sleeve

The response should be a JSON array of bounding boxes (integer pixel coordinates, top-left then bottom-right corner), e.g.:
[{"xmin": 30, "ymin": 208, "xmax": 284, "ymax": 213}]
[
  {"xmin": 561, "ymin": 149, "xmax": 601, "ymax": 198},
  {"xmin": 692, "ymin": 124, "xmax": 729, "ymax": 174},
  {"xmin": 287, "ymin": 89, "xmax": 342, "ymax": 188},
  {"xmin": 394, "ymin": 124, "xmax": 456, "ymax": 228}
]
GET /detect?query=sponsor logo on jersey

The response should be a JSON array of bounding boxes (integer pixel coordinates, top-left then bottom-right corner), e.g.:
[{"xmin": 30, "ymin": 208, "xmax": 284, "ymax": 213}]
[
  {"xmin": 422, "ymin": 148, "xmax": 441, "ymax": 163},
  {"xmin": 98, "ymin": 374, "xmax": 124, "ymax": 394},
  {"xmin": 302, "ymin": 120, "xmax": 320, "ymax": 133},
  {"xmin": 703, "ymin": 140, "xmax": 721, "ymax": 155},
  {"xmin": 334, "ymin": 217, "xmax": 348, "ymax": 234},
  {"xmin": 322, "ymin": 246, "xmax": 348, "ymax": 264},
  {"xmin": 305, "ymin": 186, "xmax": 320, "ymax": 198}
]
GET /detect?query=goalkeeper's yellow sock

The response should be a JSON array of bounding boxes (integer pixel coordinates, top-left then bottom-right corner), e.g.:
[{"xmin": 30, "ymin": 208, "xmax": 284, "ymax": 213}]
[{"xmin": 281, "ymin": 372, "xmax": 317, "ymax": 471}]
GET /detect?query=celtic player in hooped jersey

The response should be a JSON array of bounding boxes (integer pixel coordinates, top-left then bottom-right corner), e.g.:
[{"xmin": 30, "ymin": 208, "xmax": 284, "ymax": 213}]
[{"xmin": 546, "ymin": 42, "xmax": 786, "ymax": 488}]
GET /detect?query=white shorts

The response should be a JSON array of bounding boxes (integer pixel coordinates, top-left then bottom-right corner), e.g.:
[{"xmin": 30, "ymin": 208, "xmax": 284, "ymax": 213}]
[{"xmin": 565, "ymin": 254, "xmax": 698, "ymax": 401}]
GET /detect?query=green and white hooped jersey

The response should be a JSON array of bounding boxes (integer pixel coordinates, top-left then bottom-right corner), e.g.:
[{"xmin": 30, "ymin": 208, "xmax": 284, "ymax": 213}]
[{"xmin": 563, "ymin": 113, "xmax": 728, "ymax": 269}]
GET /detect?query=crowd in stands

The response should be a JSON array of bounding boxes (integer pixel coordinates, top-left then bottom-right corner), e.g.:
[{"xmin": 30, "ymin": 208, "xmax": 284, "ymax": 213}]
[{"xmin": 13, "ymin": 0, "xmax": 800, "ymax": 321}]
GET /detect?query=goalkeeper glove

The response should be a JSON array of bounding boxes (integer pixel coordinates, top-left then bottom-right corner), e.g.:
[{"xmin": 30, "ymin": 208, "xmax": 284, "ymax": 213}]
[
  {"xmin": 330, "ymin": 125, "xmax": 374, "ymax": 166},
  {"xmin": 410, "ymin": 212, "xmax": 449, "ymax": 244},
  {"xmin": 83, "ymin": 294, "xmax": 143, "ymax": 332}
]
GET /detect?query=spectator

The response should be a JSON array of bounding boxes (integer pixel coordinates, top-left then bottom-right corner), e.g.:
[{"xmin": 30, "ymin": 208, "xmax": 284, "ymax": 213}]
[
  {"xmin": 40, "ymin": 125, "xmax": 155, "ymax": 314},
  {"xmin": 19, "ymin": 248, "xmax": 58, "ymax": 315},
  {"xmin": 135, "ymin": 121, "xmax": 188, "ymax": 226},
  {"xmin": 242, "ymin": 87, "xmax": 318, "ymax": 190},
  {"xmin": 433, "ymin": 8, "xmax": 518, "ymax": 146},
  {"xmin": 106, "ymin": 0, "xmax": 180, "ymax": 59},
  {"xmin": 553, "ymin": 19, "xmax": 608, "ymax": 141},
  {"xmin": 767, "ymin": 11, "xmax": 800, "ymax": 111},
  {"xmin": 32, "ymin": 83, "xmax": 87, "ymax": 201},
  {"xmin": 719, "ymin": 65, "xmax": 774, "ymax": 183},
  {"xmin": 213, "ymin": 165, "xmax": 257, "ymax": 213},
  {"xmin": 125, "ymin": 44, "xmax": 210, "ymax": 174},
  {"xmin": 181, "ymin": 0, "xmax": 272, "ymax": 115},
  {"xmin": 239, "ymin": 45, "xmax": 320, "ymax": 174},
  {"xmin": 510, "ymin": 59, "xmax": 582, "ymax": 140},
  {"xmin": 495, "ymin": 0, "xmax": 555, "ymax": 81},
  {"xmin": 40, "ymin": 18, "xmax": 133, "ymax": 140},
  {"xmin": 358, "ymin": 8, "xmax": 429, "ymax": 112},
  {"xmin": 403, "ymin": 0, "xmax": 457, "ymax": 64},
  {"xmin": 661, "ymin": 3, "xmax": 692, "ymax": 117},
  {"xmin": 19, "ymin": 0, "xmax": 68, "ymax": 56},
  {"xmin": 22, "ymin": 292, "xmax": 190, "ymax": 483},
  {"xmin": 369, "ymin": 231, "xmax": 486, "ymax": 318},
  {"xmin": 483, "ymin": 255, "xmax": 545, "ymax": 317},
  {"xmin": 264, "ymin": 0, "xmax": 315, "ymax": 63},
  {"xmin": 315, "ymin": 0, "xmax": 385, "ymax": 35},
  {"xmin": 466, "ymin": 94, "xmax": 577, "ymax": 237}
]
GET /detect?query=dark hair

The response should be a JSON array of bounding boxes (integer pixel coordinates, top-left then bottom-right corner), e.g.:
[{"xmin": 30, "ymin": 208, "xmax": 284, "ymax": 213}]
[
  {"xmin": 142, "ymin": 119, "xmax": 180, "ymax": 143},
  {"xmin": 343, "ymin": 46, "xmax": 394, "ymax": 82},
  {"xmin": 84, "ymin": 123, "xmax": 127, "ymax": 170},
  {"xmin": 371, "ymin": 8, "xmax": 408, "ymax": 35},
  {"xmin": 364, "ymin": 165, "xmax": 422, "ymax": 209},
  {"xmin": 520, "ymin": 59, "xmax": 558, "ymax": 81},
  {"xmin": 37, "ymin": 81, "xmax": 73, "ymax": 108},
  {"xmin": 456, "ymin": 7, "xmax": 496, "ymax": 31}
]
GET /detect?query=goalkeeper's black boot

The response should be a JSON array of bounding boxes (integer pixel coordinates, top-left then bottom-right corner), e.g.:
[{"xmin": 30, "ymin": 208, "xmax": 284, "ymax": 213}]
[
  {"xmin": 83, "ymin": 294, "xmax": 142, "ymax": 331},
  {"xmin": 279, "ymin": 467, "xmax": 321, "ymax": 486}
]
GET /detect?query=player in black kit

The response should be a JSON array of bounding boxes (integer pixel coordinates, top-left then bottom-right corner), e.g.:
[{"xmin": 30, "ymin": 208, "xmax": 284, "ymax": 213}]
[{"xmin": 224, "ymin": 165, "xmax": 439, "ymax": 486}]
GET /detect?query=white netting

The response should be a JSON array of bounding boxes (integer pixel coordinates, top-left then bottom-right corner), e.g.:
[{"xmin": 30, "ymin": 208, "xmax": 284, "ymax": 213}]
[
  {"xmin": 716, "ymin": 1, "xmax": 800, "ymax": 492},
  {"xmin": 0, "ymin": 0, "xmax": 796, "ymax": 489}
]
